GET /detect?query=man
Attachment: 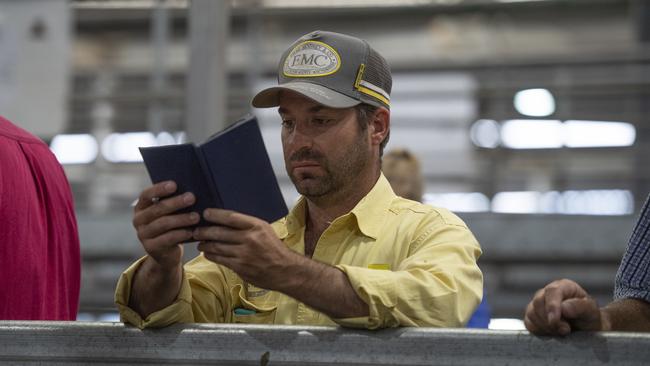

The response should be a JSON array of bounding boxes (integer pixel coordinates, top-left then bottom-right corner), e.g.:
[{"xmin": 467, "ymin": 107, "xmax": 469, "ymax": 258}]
[
  {"xmin": 524, "ymin": 194, "xmax": 650, "ymax": 335},
  {"xmin": 115, "ymin": 30, "xmax": 482, "ymax": 329},
  {"xmin": 0, "ymin": 115, "xmax": 81, "ymax": 320}
]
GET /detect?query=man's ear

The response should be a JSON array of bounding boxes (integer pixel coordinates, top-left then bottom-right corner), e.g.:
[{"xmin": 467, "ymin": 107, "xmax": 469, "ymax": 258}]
[{"xmin": 369, "ymin": 107, "xmax": 390, "ymax": 147}]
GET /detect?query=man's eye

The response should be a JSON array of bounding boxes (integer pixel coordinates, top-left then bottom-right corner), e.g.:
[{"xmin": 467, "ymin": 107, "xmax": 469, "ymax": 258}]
[
  {"xmin": 313, "ymin": 118, "xmax": 333, "ymax": 125},
  {"xmin": 281, "ymin": 119, "xmax": 294, "ymax": 128}
]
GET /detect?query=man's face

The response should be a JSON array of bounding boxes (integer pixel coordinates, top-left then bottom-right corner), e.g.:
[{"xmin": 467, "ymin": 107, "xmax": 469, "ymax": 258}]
[{"xmin": 278, "ymin": 91, "xmax": 371, "ymax": 199}]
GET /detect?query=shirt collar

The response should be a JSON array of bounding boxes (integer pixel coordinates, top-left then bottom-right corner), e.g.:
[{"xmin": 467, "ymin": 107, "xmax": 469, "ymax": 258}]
[
  {"xmin": 278, "ymin": 173, "xmax": 396, "ymax": 241},
  {"xmin": 349, "ymin": 173, "xmax": 396, "ymax": 240}
]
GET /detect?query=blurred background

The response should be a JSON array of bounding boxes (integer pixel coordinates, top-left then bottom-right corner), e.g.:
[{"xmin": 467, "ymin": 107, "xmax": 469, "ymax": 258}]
[{"xmin": 1, "ymin": 0, "xmax": 648, "ymax": 327}]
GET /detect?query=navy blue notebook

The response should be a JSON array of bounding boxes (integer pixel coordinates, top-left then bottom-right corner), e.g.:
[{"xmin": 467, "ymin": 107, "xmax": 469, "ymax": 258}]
[{"xmin": 139, "ymin": 115, "xmax": 288, "ymax": 227}]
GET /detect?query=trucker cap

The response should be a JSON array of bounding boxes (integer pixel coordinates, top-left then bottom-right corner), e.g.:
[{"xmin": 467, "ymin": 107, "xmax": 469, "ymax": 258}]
[{"xmin": 252, "ymin": 30, "xmax": 392, "ymax": 109}]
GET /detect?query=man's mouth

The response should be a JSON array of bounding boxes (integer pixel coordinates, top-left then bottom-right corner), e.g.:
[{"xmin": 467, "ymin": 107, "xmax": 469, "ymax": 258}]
[{"xmin": 292, "ymin": 161, "xmax": 321, "ymax": 169}]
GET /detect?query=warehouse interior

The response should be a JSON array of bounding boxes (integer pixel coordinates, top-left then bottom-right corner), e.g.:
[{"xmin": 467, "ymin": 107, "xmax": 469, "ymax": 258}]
[{"xmin": 1, "ymin": 0, "xmax": 648, "ymax": 327}]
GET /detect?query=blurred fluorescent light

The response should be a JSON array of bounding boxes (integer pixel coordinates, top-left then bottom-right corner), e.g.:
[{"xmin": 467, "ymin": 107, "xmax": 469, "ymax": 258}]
[
  {"xmin": 564, "ymin": 120, "xmax": 636, "ymax": 148},
  {"xmin": 560, "ymin": 190, "xmax": 633, "ymax": 216},
  {"xmin": 470, "ymin": 119, "xmax": 500, "ymax": 148},
  {"xmin": 97, "ymin": 313, "xmax": 121, "ymax": 322},
  {"xmin": 488, "ymin": 318, "xmax": 526, "ymax": 331},
  {"xmin": 501, "ymin": 119, "xmax": 563, "ymax": 149},
  {"xmin": 260, "ymin": 0, "xmax": 436, "ymax": 8},
  {"xmin": 474, "ymin": 119, "xmax": 637, "ymax": 149},
  {"xmin": 101, "ymin": 132, "xmax": 157, "ymax": 163},
  {"xmin": 50, "ymin": 134, "xmax": 98, "ymax": 165},
  {"xmin": 491, "ymin": 189, "xmax": 633, "ymax": 215},
  {"xmin": 173, "ymin": 131, "xmax": 187, "ymax": 144},
  {"xmin": 514, "ymin": 88, "xmax": 555, "ymax": 117},
  {"xmin": 423, "ymin": 192, "xmax": 490, "ymax": 212},
  {"xmin": 156, "ymin": 131, "xmax": 176, "ymax": 146},
  {"xmin": 498, "ymin": 0, "xmax": 552, "ymax": 3},
  {"xmin": 492, "ymin": 191, "xmax": 542, "ymax": 214},
  {"xmin": 72, "ymin": 0, "xmax": 188, "ymax": 9}
]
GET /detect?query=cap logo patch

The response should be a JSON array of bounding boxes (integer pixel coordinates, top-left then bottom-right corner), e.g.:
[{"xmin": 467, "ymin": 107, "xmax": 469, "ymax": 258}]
[{"xmin": 283, "ymin": 41, "xmax": 341, "ymax": 78}]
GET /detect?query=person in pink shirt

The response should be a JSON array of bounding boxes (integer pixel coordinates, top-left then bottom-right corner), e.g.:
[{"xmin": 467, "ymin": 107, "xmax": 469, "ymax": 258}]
[{"xmin": 0, "ymin": 115, "xmax": 80, "ymax": 320}]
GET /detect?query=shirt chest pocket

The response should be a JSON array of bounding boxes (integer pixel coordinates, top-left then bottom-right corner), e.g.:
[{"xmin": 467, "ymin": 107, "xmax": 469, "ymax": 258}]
[{"xmin": 230, "ymin": 283, "xmax": 278, "ymax": 324}]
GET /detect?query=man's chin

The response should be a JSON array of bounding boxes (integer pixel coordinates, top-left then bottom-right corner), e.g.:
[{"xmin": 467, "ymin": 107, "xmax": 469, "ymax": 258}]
[{"xmin": 292, "ymin": 178, "xmax": 328, "ymax": 197}]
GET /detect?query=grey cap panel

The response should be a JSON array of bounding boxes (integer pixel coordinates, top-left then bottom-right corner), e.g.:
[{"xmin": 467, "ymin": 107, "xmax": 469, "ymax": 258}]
[
  {"xmin": 252, "ymin": 30, "xmax": 391, "ymax": 110},
  {"xmin": 251, "ymin": 82, "xmax": 361, "ymax": 108}
]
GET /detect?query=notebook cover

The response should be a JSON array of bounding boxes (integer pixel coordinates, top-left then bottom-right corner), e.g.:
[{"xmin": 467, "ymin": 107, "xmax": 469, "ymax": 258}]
[
  {"xmin": 139, "ymin": 144, "xmax": 220, "ymax": 227},
  {"xmin": 199, "ymin": 115, "xmax": 288, "ymax": 223}
]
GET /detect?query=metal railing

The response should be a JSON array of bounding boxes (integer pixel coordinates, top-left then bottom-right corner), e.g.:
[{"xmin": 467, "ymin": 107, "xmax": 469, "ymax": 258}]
[{"xmin": 1, "ymin": 321, "xmax": 650, "ymax": 365}]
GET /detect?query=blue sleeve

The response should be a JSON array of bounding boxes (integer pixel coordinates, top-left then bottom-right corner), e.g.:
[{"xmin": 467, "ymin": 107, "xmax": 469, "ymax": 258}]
[{"xmin": 614, "ymin": 194, "xmax": 650, "ymax": 302}]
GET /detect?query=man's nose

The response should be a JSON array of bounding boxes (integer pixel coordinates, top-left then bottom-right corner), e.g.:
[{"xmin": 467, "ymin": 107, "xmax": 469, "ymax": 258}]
[{"xmin": 287, "ymin": 122, "xmax": 314, "ymax": 148}]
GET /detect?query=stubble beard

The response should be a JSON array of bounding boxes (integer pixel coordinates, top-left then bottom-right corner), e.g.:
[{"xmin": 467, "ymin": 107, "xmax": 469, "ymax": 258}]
[{"xmin": 288, "ymin": 134, "xmax": 370, "ymax": 201}]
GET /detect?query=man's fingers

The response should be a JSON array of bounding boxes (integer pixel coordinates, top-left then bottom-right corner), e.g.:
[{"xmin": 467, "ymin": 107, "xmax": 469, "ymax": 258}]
[
  {"xmin": 543, "ymin": 285, "xmax": 565, "ymax": 326},
  {"xmin": 193, "ymin": 225, "xmax": 242, "ymax": 243},
  {"xmin": 144, "ymin": 228, "xmax": 194, "ymax": 252},
  {"xmin": 531, "ymin": 289, "xmax": 549, "ymax": 327},
  {"xmin": 138, "ymin": 212, "xmax": 200, "ymax": 240},
  {"xmin": 543, "ymin": 279, "xmax": 589, "ymax": 325},
  {"xmin": 203, "ymin": 208, "xmax": 257, "ymax": 229},
  {"xmin": 525, "ymin": 300, "xmax": 554, "ymax": 335},
  {"xmin": 134, "ymin": 192, "xmax": 196, "ymax": 227},
  {"xmin": 561, "ymin": 297, "xmax": 602, "ymax": 331},
  {"xmin": 135, "ymin": 181, "xmax": 177, "ymax": 211},
  {"xmin": 525, "ymin": 299, "xmax": 573, "ymax": 336},
  {"xmin": 198, "ymin": 241, "xmax": 239, "ymax": 257}
]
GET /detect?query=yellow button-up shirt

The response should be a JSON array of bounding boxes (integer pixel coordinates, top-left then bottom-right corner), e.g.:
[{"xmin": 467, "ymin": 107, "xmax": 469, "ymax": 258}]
[{"xmin": 115, "ymin": 174, "xmax": 483, "ymax": 329}]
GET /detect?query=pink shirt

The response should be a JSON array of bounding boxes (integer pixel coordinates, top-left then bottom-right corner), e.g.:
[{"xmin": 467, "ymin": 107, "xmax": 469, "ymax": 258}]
[{"xmin": 0, "ymin": 116, "xmax": 80, "ymax": 320}]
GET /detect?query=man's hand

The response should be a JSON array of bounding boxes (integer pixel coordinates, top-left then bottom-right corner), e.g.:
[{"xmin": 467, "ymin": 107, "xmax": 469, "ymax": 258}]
[
  {"xmin": 193, "ymin": 208, "xmax": 295, "ymax": 290},
  {"xmin": 193, "ymin": 208, "xmax": 369, "ymax": 319},
  {"xmin": 132, "ymin": 181, "xmax": 199, "ymax": 269},
  {"xmin": 524, "ymin": 279, "xmax": 608, "ymax": 336},
  {"xmin": 129, "ymin": 181, "xmax": 200, "ymax": 317}
]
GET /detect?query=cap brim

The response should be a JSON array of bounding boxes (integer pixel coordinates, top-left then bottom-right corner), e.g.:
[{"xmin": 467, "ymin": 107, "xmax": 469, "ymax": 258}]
[{"xmin": 252, "ymin": 82, "xmax": 361, "ymax": 109}]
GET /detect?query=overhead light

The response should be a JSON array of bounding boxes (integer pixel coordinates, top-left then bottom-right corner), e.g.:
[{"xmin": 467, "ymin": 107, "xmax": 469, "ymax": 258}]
[
  {"xmin": 560, "ymin": 190, "xmax": 633, "ymax": 216},
  {"xmin": 260, "ymin": 0, "xmax": 438, "ymax": 8},
  {"xmin": 514, "ymin": 88, "xmax": 556, "ymax": 117},
  {"xmin": 472, "ymin": 119, "xmax": 637, "ymax": 149},
  {"xmin": 500, "ymin": 119, "xmax": 563, "ymax": 149},
  {"xmin": 72, "ymin": 0, "xmax": 188, "ymax": 9},
  {"xmin": 469, "ymin": 119, "xmax": 500, "ymax": 148},
  {"xmin": 50, "ymin": 134, "xmax": 99, "ymax": 165},
  {"xmin": 491, "ymin": 189, "xmax": 633, "ymax": 215},
  {"xmin": 101, "ymin": 132, "xmax": 157, "ymax": 163},
  {"xmin": 423, "ymin": 192, "xmax": 490, "ymax": 212},
  {"xmin": 564, "ymin": 120, "xmax": 636, "ymax": 148},
  {"xmin": 156, "ymin": 131, "xmax": 177, "ymax": 146},
  {"xmin": 492, "ymin": 191, "xmax": 542, "ymax": 214}
]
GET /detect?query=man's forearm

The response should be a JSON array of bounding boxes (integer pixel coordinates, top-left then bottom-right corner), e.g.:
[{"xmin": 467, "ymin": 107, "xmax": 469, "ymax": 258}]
[
  {"xmin": 128, "ymin": 256, "xmax": 183, "ymax": 318},
  {"xmin": 276, "ymin": 253, "xmax": 369, "ymax": 319},
  {"xmin": 601, "ymin": 298, "xmax": 650, "ymax": 332}
]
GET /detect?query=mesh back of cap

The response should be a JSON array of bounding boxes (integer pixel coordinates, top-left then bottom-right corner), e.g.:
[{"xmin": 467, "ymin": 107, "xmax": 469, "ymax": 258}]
[{"xmin": 364, "ymin": 48, "xmax": 392, "ymax": 96}]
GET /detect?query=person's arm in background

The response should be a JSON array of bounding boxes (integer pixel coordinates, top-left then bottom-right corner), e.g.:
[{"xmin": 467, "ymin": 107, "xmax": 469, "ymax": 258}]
[
  {"xmin": 525, "ymin": 194, "xmax": 650, "ymax": 335},
  {"xmin": 524, "ymin": 279, "xmax": 650, "ymax": 335}
]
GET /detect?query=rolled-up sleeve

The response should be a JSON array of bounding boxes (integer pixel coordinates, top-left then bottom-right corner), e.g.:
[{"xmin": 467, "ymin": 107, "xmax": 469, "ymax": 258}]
[
  {"xmin": 333, "ymin": 217, "xmax": 483, "ymax": 329},
  {"xmin": 114, "ymin": 255, "xmax": 232, "ymax": 328}
]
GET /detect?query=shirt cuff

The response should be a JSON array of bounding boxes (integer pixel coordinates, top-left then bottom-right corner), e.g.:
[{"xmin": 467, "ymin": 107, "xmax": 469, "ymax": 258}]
[
  {"xmin": 114, "ymin": 256, "xmax": 194, "ymax": 329},
  {"xmin": 332, "ymin": 264, "xmax": 399, "ymax": 329},
  {"xmin": 614, "ymin": 284, "xmax": 650, "ymax": 303}
]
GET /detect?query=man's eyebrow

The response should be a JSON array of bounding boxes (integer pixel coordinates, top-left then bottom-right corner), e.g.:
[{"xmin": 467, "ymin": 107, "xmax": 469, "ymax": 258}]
[{"xmin": 278, "ymin": 105, "xmax": 333, "ymax": 115}]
